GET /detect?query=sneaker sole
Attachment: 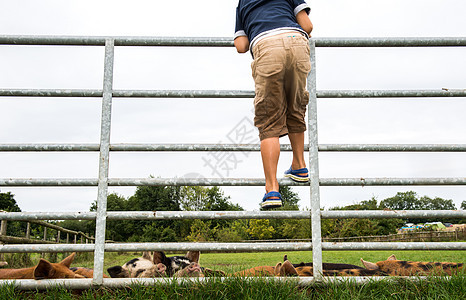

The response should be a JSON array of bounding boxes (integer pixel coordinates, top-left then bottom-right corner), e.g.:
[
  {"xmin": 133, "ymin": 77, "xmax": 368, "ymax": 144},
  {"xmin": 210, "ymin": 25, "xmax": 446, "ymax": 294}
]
[
  {"xmin": 284, "ymin": 174, "xmax": 310, "ymax": 182},
  {"xmin": 261, "ymin": 200, "xmax": 282, "ymax": 209}
]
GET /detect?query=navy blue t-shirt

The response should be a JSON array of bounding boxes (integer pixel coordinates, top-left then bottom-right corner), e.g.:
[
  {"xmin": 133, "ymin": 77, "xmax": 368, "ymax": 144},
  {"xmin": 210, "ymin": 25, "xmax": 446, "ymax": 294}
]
[{"xmin": 235, "ymin": 0, "xmax": 310, "ymax": 48}]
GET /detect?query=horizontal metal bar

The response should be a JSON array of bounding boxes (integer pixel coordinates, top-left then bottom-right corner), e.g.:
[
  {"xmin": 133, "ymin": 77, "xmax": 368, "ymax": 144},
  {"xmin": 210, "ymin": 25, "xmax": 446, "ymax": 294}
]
[
  {"xmin": 0, "ymin": 242, "xmax": 313, "ymax": 253},
  {"xmin": 321, "ymin": 210, "xmax": 466, "ymax": 219},
  {"xmin": 2, "ymin": 279, "xmax": 94, "ymax": 290},
  {"xmin": 0, "ymin": 36, "xmax": 235, "ymax": 46},
  {"xmin": 1, "ymin": 143, "xmax": 466, "ymax": 152},
  {"xmin": 0, "ymin": 178, "xmax": 99, "ymax": 186},
  {"xmin": 1, "ymin": 241, "xmax": 464, "ymax": 253},
  {"xmin": 323, "ymin": 242, "xmax": 466, "ymax": 250},
  {"xmin": 1, "ymin": 210, "xmax": 464, "ymax": 221},
  {"xmin": 1, "ymin": 35, "xmax": 466, "ymax": 47},
  {"xmin": 0, "ymin": 143, "xmax": 263, "ymax": 152},
  {"xmin": 0, "ymin": 211, "xmax": 308, "ymax": 221},
  {"xmin": 0, "ymin": 89, "xmax": 103, "ymax": 97},
  {"xmin": 113, "ymin": 89, "xmax": 255, "ymax": 98},
  {"xmin": 0, "ymin": 212, "xmax": 98, "ymax": 220},
  {"xmin": 2, "ymin": 276, "xmax": 423, "ymax": 291},
  {"xmin": 1, "ymin": 177, "xmax": 466, "ymax": 187},
  {"xmin": 318, "ymin": 144, "xmax": 466, "ymax": 152},
  {"xmin": 0, "ymin": 144, "xmax": 100, "ymax": 151},
  {"xmin": 314, "ymin": 37, "xmax": 466, "ymax": 47},
  {"xmin": 318, "ymin": 89, "xmax": 466, "ymax": 98},
  {"xmin": 0, "ymin": 89, "xmax": 253, "ymax": 98},
  {"xmin": 0, "ymin": 243, "xmax": 95, "ymax": 253},
  {"xmin": 105, "ymin": 210, "xmax": 466, "ymax": 220},
  {"xmin": 319, "ymin": 177, "xmax": 466, "ymax": 186},
  {"xmin": 2, "ymin": 88, "xmax": 466, "ymax": 98}
]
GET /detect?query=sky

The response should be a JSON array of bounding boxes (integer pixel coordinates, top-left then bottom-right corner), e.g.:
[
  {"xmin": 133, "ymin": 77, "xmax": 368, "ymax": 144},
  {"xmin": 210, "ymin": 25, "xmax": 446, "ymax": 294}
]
[{"xmin": 0, "ymin": 0, "xmax": 465, "ymax": 213}]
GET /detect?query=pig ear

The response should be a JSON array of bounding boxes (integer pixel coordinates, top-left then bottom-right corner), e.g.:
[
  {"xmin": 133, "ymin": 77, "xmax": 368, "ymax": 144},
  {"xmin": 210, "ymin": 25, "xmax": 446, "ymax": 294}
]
[
  {"xmin": 153, "ymin": 251, "xmax": 166, "ymax": 264},
  {"xmin": 273, "ymin": 262, "xmax": 283, "ymax": 276},
  {"xmin": 59, "ymin": 252, "xmax": 76, "ymax": 268},
  {"xmin": 361, "ymin": 258, "xmax": 379, "ymax": 270},
  {"xmin": 186, "ymin": 251, "xmax": 200, "ymax": 263},
  {"xmin": 280, "ymin": 260, "xmax": 298, "ymax": 276},
  {"xmin": 34, "ymin": 259, "xmax": 54, "ymax": 279},
  {"xmin": 142, "ymin": 251, "xmax": 152, "ymax": 261},
  {"xmin": 387, "ymin": 254, "xmax": 397, "ymax": 261}
]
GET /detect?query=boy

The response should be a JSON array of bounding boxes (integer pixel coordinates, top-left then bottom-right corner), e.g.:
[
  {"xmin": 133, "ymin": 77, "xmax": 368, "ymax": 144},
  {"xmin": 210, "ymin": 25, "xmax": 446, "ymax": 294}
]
[{"xmin": 234, "ymin": 0, "xmax": 313, "ymax": 209}]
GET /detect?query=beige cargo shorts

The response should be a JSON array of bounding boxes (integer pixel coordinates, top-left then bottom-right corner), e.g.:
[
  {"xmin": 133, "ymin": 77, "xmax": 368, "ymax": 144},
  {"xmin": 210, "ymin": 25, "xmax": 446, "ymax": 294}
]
[{"xmin": 251, "ymin": 32, "xmax": 311, "ymax": 141}]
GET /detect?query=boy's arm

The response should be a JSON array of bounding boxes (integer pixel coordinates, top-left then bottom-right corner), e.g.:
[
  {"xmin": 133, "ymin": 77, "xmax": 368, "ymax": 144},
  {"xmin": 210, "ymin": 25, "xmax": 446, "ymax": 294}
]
[
  {"xmin": 296, "ymin": 10, "xmax": 313, "ymax": 35},
  {"xmin": 234, "ymin": 36, "xmax": 250, "ymax": 53}
]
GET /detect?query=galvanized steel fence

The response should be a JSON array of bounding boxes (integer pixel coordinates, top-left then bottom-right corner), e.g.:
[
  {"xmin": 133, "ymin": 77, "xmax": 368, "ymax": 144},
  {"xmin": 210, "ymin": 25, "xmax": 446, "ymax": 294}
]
[{"xmin": 1, "ymin": 35, "xmax": 466, "ymax": 289}]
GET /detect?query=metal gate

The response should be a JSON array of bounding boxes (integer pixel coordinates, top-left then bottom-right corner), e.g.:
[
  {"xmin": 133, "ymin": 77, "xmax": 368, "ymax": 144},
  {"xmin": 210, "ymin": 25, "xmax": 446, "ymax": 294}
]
[{"xmin": 1, "ymin": 35, "xmax": 466, "ymax": 289}]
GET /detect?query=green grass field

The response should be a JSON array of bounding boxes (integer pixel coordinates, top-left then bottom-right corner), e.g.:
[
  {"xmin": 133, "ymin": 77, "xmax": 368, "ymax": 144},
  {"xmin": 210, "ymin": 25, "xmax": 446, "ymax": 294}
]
[{"xmin": 1, "ymin": 274, "xmax": 465, "ymax": 300}]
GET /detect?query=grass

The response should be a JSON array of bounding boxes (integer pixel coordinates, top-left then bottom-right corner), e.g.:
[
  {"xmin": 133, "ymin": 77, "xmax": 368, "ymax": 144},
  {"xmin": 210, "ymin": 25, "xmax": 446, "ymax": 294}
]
[
  {"xmin": 0, "ymin": 250, "xmax": 464, "ymax": 299},
  {"xmin": 0, "ymin": 275, "xmax": 465, "ymax": 299}
]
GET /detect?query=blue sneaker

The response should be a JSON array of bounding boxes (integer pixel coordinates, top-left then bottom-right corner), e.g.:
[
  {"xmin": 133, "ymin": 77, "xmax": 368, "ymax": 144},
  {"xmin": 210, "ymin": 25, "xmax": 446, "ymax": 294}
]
[
  {"xmin": 261, "ymin": 191, "xmax": 282, "ymax": 209},
  {"xmin": 284, "ymin": 166, "xmax": 309, "ymax": 182}
]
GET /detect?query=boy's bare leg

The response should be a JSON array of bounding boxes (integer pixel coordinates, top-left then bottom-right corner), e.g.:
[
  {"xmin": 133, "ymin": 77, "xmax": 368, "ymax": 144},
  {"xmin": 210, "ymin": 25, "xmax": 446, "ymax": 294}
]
[
  {"xmin": 260, "ymin": 137, "xmax": 280, "ymax": 194},
  {"xmin": 288, "ymin": 132, "xmax": 307, "ymax": 172}
]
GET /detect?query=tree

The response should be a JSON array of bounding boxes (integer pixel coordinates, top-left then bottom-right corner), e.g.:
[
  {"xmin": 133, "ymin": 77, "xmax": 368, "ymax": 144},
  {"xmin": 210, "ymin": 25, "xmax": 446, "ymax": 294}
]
[
  {"xmin": 321, "ymin": 197, "xmax": 404, "ymax": 238},
  {"xmin": 380, "ymin": 191, "xmax": 457, "ymax": 223},
  {"xmin": 462, "ymin": 201, "xmax": 466, "ymax": 210},
  {"xmin": 0, "ymin": 191, "xmax": 21, "ymax": 212},
  {"xmin": 380, "ymin": 191, "xmax": 420, "ymax": 210},
  {"xmin": 90, "ymin": 193, "xmax": 135, "ymax": 241},
  {"xmin": 216, "ymin": 220, "xmax": 249, "ymax": 242},
  {"xmin": 247, "ymin": 219, "xmax": 275, "ymax": 240},
  {"xmin": 141, "ymin": 224, "xmax": 177, "ymax": 242},
  {"xmin": 130, "ymin": 185, "xmax": 184, "ymax": 241},
  {"xmin": 380, "ymin": 191, "xmax": 456, "ymax": 211},
  {"xmin": 180, "ymin": 186, "xmax": 243, "ymax": 240},
  {"xmin": 180, "ymin": 186, "xmax": 242, "ymax": 211},
  {"xmin": 0, "ymin": 191, "xmax": 24, "ymax": 236},
  {"xmin": 280, "ymin": 219, "xmax": 310, "ymax": 239},
  {"xmin": 278, "ymin": 186, "xmax": 300, "ymax": 209},
  {"xmin": 132, "ymin": 184, "xmax": 181, "ymax": 211},
  {"xmin": 418, "ymin": 196, "xmax": 456, "ymax": 211},
  {"xmin": 186, "ymin": 219, "xmax": 216, "ymax": 242}
]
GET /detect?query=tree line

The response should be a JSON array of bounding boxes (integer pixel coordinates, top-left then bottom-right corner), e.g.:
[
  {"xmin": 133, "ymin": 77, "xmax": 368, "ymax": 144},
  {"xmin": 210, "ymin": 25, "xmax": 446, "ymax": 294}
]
[{"xmin": 1, "ymin": 189, "xmax": 465, "ymax": 242}]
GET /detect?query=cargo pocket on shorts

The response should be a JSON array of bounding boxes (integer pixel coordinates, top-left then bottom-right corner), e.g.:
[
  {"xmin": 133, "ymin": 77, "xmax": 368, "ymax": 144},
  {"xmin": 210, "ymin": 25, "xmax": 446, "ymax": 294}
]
[
  {"xmin": 300, "ymin": 90, "xmax": 310, "ymax": 110},
  {"xmin": 255, "ymin": 63, "xmax": 284, "ymax": 78},
  {"xmin": 253, "ymin": 63, "xmax": 284, "ymax": 118},
  {"xmin": 297, "ymin": 59, "xmax": 311, "ymax": 74},
  {"xmin": 297, "ymin": 59, "xmax": 311, "ymax": 113}
]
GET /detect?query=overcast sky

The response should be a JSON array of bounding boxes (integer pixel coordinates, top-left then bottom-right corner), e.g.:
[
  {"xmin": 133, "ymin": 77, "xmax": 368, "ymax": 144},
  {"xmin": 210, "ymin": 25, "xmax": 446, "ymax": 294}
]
[{"xmin": 1, "ymin": 0, "xmax": 465, "ymax": 212}]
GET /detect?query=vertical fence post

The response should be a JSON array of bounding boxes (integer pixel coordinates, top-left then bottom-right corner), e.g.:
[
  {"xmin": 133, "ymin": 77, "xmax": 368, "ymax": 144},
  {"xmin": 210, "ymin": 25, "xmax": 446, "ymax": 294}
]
[
  {"xmin": 307, "ymin": 39, "xmax": 323, "ymax": 280},
  {"xmin": 92, "ymin": 38, "xmax": 114, "ymax": 285},
  {"xmin": 0, "ymin": 220, "xmax": 6, "ymax": 236},
  {"xmin": 0, "ymin": 220, "xmax": 6, "ymax": 262},
  {"xmin": 25, "ymin": 222, "xmax": 30, "ymax": 239}
]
